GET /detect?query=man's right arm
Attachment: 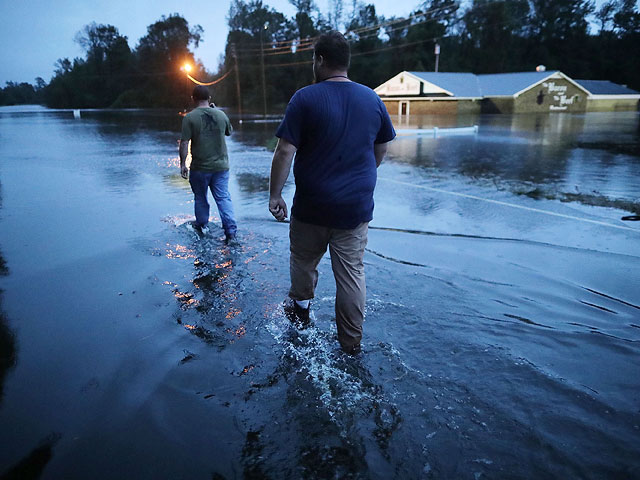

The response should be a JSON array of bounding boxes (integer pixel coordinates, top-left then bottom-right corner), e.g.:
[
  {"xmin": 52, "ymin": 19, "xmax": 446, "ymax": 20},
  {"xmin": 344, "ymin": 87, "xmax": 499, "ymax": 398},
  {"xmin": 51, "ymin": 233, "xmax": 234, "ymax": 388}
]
[
  {"xmin": 180, "ymin": 116, "xmax": 191, "ymax": 179},
  {"xmin": 374, "ymin": 142, "xmax": 389, "ymax": 168},
  {"xmin": 269, "ymin": 138, "xmax": 297, "ymax": 221},
  {"xmin": 179, "ymin": 139, "xmax": 189, "ymax": 179}
]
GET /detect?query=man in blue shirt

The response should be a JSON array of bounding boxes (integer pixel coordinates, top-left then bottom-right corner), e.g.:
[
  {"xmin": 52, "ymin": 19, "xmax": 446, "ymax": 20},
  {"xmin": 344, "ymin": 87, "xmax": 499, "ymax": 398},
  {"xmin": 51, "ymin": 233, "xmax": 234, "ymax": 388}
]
[{"xmin": 269, "ymin": 31, "xmax": 396, "ymax": 355}]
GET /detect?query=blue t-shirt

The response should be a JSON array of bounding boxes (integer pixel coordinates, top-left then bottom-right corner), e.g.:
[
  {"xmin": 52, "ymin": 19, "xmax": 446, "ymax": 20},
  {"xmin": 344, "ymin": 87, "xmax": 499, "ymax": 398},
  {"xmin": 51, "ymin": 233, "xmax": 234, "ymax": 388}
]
[{"xmin": 276, "ymin": 81, "xmax": 396, "ymax": 229}]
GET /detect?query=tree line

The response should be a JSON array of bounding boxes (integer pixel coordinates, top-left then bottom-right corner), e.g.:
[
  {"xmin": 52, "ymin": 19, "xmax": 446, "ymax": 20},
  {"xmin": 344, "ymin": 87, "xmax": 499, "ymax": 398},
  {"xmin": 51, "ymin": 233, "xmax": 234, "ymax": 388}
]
[
  {"xmin": 1, "ymin": 0, "xmax": 639, "ymax": 111},
  {"xmin": 1, "ymin": 15, "xmax": 204, "ymax": 109}
]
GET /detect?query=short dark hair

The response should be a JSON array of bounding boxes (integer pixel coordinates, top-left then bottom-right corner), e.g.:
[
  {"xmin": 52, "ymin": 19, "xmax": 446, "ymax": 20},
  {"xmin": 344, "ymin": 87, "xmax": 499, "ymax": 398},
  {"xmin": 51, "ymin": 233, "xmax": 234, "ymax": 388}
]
[
  {"xmin": 314, "ymin": 31, "xmax": 350, "ymax": 70},
  {"xmin": 192, "ymin": 85, "xmax": 210, "ymax": 101}
]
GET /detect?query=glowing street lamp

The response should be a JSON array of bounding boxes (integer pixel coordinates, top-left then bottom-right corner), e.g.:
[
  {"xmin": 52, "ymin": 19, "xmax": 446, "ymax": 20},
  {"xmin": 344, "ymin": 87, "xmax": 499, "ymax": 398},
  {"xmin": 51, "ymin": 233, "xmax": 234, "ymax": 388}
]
[{"xmin": 180, "ymin": 63, "xmax": 193, "ymax": 111}]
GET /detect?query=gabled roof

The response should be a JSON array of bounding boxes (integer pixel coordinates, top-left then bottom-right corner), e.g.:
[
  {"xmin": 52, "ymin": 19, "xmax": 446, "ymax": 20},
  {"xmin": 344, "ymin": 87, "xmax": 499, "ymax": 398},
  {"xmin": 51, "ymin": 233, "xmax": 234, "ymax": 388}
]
[
  {"xmin": 574, "ymin": 79, "xmax": 640, "ymax": 95},
  {"xmin": 476, "ymin": 71, "xmax": 570, "ymax": 96},
  {"xmin": 407, "ymin": 72, "xmax": 482, "ymax": 97},
  {"xmin": 376, "ymin": 70, "xmax": 637, "ymax": 99}
]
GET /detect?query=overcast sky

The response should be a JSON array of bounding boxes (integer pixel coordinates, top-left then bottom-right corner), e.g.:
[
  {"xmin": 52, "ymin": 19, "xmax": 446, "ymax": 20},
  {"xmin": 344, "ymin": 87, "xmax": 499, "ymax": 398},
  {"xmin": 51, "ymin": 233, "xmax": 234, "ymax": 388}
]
[{"xmin": 0, "ymin": 0, "xmax": 415, "ymax": 85}]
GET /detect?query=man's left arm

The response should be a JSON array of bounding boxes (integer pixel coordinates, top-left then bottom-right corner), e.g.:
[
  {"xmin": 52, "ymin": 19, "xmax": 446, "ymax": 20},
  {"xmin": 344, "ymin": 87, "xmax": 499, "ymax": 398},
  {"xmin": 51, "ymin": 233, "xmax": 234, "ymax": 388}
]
[
  {"xmin": 373, "ymin": 98, "xmax": 395, "ymax": 169},
  {"xmin": 225, "ymin": 117, "xmax": 233, "ymax": 136}
]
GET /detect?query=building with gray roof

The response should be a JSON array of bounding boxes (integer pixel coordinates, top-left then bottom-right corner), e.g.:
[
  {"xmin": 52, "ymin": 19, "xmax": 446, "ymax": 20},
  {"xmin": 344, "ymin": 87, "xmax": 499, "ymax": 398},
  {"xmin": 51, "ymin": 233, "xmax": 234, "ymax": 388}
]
[{"xmin": 375, "ymin": 71, "xmax": 639, "ymax": 115}]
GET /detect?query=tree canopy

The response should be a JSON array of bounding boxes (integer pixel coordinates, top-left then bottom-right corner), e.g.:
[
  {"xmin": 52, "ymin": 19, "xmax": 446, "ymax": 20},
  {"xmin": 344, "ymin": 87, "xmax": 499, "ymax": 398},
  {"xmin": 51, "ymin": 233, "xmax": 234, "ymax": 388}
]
[{"xmin": 2, "ymin": 1, "xmax": 639, "ymax": 110}]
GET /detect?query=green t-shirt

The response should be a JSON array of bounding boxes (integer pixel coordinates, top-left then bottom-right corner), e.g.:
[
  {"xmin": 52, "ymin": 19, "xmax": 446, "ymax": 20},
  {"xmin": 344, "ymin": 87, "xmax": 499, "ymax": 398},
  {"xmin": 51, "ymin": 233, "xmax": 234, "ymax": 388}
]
[{"xmin": 181, "ymin": 107, "xmax": 233, "ymax": 172}]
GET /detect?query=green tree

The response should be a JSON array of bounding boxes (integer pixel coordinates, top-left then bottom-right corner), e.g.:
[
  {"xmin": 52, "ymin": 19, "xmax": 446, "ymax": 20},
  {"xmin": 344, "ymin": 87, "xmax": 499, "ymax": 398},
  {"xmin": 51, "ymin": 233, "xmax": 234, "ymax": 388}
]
[
  {"xmin": 44, "ymin": 57, "xmax": 85, "ymax": 108},
  {"xmin": 74, "ymin": 23, "xmax": 133, "ymax": 107},
  {"xmin": 133, "ymin": 14, "xmax": 204, "ymax": 107},
  {"xmin": 223, "ymin": 1, "xmax": 297, "ymax": 112},
  {"xmin": 460, "ymin": 0, "xmax": 529, "ymax": 72},
  {"xmin": 75, "ymin": 23, "xmax": 124, "ymax": 63},
  {"xmin": 613, "ymin": 0, "xmax": 640, "ymax": 34},
  {"xmin": 528, "ymin": 0, "xmax": 595, "ymax": 42},
  {"xmin": 0, "ymin": 82, "xmax": 37, "ymax": 105},
  {"xmin": 595, "ymin": 0, "xmax": 617, "ymax": 32},
  {"xmin": 346, "ymin": 4, "xmax": 386, "ymax": 87},
  {"xmin": 525, "ymin": 0, "xmax": 595, "ymax": 77},
  {"xmin": 382, "ymin": 1, "xmax": 458, "ymax": 75},
  {"xmin": 290, "ymin": 0, "xmax": 321, "ymax": 38}
]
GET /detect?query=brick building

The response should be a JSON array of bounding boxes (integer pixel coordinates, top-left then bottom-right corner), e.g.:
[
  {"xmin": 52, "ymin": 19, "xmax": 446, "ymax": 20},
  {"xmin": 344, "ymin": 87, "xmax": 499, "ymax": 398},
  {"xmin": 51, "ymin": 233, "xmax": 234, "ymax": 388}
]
[{"xmin": 375, "ymin": 71, "xmax": 639, "ymax": 115}]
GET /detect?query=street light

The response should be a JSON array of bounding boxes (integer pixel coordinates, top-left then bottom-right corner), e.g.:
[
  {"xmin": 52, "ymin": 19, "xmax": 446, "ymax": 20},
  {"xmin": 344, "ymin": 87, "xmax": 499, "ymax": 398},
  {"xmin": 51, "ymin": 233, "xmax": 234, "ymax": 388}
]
[{"xmin": 180, "ymin": 63, "xmax": 193, "ymax": 111}]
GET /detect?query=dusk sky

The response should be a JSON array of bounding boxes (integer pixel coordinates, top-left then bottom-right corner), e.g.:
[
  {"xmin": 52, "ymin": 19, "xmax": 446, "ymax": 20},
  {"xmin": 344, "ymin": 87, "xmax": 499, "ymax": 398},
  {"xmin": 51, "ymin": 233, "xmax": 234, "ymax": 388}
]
[{"xmin": 0, "ymin": 0, "xmax": 411, "ymax": 85}]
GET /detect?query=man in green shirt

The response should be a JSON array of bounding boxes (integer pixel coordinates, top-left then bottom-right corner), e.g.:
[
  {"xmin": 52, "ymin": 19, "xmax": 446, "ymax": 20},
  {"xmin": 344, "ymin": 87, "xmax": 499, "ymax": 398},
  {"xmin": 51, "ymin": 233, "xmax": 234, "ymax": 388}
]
[{"xmin": 179, "ymin": 85, "xmax": 237, "ymax": 243}]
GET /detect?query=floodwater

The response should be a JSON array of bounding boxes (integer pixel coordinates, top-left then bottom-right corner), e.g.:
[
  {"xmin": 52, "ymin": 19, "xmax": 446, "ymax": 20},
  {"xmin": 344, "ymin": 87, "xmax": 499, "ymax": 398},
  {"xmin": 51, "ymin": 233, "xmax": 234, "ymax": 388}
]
[{"xmin": 0, "ymin": 105, "xmax": 638, "ymax": 479}]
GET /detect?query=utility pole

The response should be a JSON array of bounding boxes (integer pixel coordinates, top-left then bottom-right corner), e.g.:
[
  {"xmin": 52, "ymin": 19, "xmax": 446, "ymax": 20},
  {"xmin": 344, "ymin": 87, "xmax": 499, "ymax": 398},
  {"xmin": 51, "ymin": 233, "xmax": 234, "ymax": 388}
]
[
  {"xmin": 260, "ymin": 22, "xmax": 269, "ymax": 117},
  {"xmin": 434, "ymin": 43, "xmax": 440, "ymax": 73},
  {"xmin": 180, "ymin": 63, "xmax": 192, "ymax": 112},
  {"xmin": 231, "ymin": 43, "xmax": 242, "ymax": 119}
]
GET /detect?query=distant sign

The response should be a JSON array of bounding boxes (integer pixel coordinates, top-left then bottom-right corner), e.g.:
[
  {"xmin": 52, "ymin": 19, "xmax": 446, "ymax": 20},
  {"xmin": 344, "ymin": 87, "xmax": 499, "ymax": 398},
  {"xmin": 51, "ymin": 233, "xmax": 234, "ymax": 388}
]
[
  {"xmin": 543, "ymin": 81, "xmax": 575, "ymax": 110},
  {"xmin": 435, "ymin": 44, "xmax": 440, "ymax": 55},
  {"xmin": 386, "ymin": 75, "xmax": 420, "ymax": 95}
]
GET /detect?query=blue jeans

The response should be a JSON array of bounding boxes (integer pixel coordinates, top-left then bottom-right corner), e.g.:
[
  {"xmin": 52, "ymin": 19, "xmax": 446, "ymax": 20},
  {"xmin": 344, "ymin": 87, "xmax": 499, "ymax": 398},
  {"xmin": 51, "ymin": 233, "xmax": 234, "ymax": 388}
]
[{"xmin": 189, "ymin": 169, "xmax": 237, "ymax": 236}]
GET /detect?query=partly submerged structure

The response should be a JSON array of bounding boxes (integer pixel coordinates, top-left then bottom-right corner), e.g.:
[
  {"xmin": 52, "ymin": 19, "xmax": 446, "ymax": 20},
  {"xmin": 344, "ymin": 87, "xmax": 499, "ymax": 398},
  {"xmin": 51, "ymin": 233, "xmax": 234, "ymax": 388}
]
[
  {"xmin": 375, "ymin": 71, "xmax": 640, "ymax": 115},
  {"xmin": 573, "ymin": 79, "xmax": 640, "ymax": 112}
]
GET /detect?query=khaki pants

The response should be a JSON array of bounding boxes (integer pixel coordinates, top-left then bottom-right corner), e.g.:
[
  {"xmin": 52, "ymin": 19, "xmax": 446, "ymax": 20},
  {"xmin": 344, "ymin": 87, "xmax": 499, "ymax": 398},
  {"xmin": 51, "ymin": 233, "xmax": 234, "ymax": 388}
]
[{"xmin": 289, "ymin": 217, "xmax": 369, "ymax": 349}]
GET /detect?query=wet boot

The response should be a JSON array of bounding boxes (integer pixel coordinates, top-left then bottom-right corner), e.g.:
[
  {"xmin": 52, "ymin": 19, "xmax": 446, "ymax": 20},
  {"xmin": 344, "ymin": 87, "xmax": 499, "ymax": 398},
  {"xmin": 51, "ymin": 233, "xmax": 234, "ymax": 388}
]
[{"xmin": 283, "ymin": 298, "xmax": 312, "ymax": 329}]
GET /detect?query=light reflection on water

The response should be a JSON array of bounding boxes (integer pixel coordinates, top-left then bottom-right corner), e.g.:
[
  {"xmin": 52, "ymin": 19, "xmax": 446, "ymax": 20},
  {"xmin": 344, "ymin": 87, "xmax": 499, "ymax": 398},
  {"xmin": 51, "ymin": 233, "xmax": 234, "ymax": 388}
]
[
  {"xmin": 0, "ymin": 106, "xmax": 638, "ymax": 479},
  {"xmin": 388, "ymin": 113, "xmax": 640, "ymax": 208}
]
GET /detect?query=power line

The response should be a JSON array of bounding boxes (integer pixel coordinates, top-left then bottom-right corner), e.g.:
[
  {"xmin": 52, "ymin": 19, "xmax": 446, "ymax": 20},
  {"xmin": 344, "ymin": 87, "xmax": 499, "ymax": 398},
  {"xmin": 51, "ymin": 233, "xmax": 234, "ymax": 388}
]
[
  {"xmin": 186, "ymin": 70, "xmax": 232, "ymax": 86},
  {"xmin": 233, "ymin": 1, "xmax": 461, "ymax": 53},
  {"xmin": 234, "ymin": 0, "xmax": 519, "ymax": 55},
  {"xmin": 233, "ymin": 2, "xmax": 534, "ymax": 67},
  {"xmin": 235, "ymin": 14, "xmax": 445, "ymax": 60}
]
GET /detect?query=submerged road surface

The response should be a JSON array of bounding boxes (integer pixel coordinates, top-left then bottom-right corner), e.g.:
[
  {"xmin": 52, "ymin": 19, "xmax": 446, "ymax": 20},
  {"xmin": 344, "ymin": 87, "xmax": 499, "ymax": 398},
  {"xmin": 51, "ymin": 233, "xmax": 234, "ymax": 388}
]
[{"xmin": 0, "ymin": 106, "xmax": 638, "ymax": 479}]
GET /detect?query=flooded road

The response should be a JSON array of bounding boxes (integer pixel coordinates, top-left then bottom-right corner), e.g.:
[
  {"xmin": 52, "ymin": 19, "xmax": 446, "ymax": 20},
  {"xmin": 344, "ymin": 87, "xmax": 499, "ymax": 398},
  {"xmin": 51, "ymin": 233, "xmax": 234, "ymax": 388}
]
[{"xmin": 0, "ymin": 106, "xmax": 638, "ymax": 479}]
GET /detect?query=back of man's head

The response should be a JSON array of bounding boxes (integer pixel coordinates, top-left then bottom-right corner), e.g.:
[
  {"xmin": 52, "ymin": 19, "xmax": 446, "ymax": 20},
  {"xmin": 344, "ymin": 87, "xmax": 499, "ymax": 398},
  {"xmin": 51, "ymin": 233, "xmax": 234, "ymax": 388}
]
[
  {"xmin": 192, "ymin": 85, "xmax": 210, "ymax": 101},
  {"xmin": 314, "ymin": 31, "xmax": 350, "ymax": 70}
]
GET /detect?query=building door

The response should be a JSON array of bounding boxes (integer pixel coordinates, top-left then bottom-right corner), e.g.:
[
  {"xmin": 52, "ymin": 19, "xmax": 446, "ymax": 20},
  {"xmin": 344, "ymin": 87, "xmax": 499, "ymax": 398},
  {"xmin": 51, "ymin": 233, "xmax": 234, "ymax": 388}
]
[{"xmin": 399, "ymin": 101, "xmax": 409, "ymax": 116}]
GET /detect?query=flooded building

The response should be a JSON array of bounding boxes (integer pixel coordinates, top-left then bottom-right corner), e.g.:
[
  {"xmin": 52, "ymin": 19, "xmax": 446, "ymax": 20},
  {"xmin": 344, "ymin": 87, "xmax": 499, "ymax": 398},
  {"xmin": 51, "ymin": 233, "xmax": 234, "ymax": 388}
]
[
  {"xmin": 373, "ymin": 71, "xmax": 482, "ymax": 116},
  {"xmin": 375, "ymin": 71, "xmax": 640, "ymax": 115},
  {"xmin": 574, "ymin": 79, "xmax": 640, "ymax": 112},
  {"xmin": 478, "ymin": 71, "xmax": 589, "ymax": 114}
]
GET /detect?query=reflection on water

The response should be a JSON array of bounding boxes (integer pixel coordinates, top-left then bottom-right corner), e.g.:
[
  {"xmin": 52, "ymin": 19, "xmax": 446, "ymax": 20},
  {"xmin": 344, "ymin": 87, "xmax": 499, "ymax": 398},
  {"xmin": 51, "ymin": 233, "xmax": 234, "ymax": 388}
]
[
  {"xmin": 236, "ymin": 172, "xmax": 270, "ymax": 194},
  {"xmin": 388, "ymin": 112, "xmax": 640, "ymax": 219},
  {"xmin": 0, "ymin": 279, "xmax": 14, "ymax": 408},
  {"xmin": 0, "ymin": 433, "xmax": 61, "ymax": 479},
  {"xmin": 0, "ymin": 185, "xmax": 16, "ymax": 406},
  {"xmin": 0, "ymin": 181, "xmax": 58, "ymax": 478},
  {"xmin": 159, "ymin": 222, "xmax": 269, "ymax": 350}
]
